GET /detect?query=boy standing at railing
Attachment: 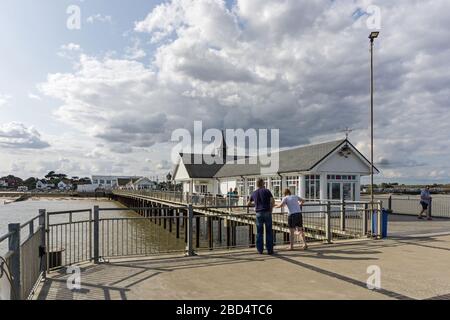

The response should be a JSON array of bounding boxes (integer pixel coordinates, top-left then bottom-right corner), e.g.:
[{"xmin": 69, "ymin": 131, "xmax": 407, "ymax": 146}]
[{"xmin": 275, "ymin": 189, "xmax": 308, "ymax": 251}]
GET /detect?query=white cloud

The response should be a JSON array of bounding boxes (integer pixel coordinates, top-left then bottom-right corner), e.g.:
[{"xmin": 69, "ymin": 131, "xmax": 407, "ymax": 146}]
[
  {"xmin": 87, "ymin": 14, "xmax": 112, "ymax": 24},
  {"xmin": 0, "ymin": 94, "xmax": 12, "ymax": 107},
  {"xmin": 35, "ymin": 0, "xmax": 450, "ymax": 182},
  {"xmin": 28, "ymin": 93, "xmax": 42, "ymax": 100},
  {"xmin": 0, "ymin": 122, "xmax": 50, "ymax": 149}
]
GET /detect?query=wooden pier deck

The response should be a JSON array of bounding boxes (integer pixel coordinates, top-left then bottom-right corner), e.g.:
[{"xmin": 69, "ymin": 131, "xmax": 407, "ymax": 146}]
[{"xmin": 34, "ymin": 220, "xmax": 450, "ymax": 300}]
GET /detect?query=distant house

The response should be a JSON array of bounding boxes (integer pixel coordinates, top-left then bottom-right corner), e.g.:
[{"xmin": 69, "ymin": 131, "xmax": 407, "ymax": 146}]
[
  {"xmin": 17, "ymin": 186, "xmax": 28, "ymax": 192},
  {"xmin": 57, "ymin": 181, "xmax": 72, "ymax": 191},
  {"xmin": 91, "ymin": 175, "xmax": 143, "ymax": 190},
  {"xmin": 124, "ymin": 178, "xmax": 142, "ymax": 190},
  {"xmin": 131, "ymin": 177, "xmax": 157, "ymax": 190},
  {"xmin": 0, "ymin": 180, "xmax": 8, "ymax": 188},
  {"xmin": 36, "ymin": 180, "xmax": 47, "ymax": 190}
]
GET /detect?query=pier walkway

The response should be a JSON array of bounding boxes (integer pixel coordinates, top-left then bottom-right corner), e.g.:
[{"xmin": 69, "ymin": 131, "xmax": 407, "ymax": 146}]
[{"xmin": 35, "ymin": 222, "xmax": 450, "ymax": 300}]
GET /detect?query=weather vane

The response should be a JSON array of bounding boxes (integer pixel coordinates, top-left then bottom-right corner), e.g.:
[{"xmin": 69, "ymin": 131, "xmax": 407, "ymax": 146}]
[{"xmin": 341, "ymin": 127, "xmax": 353, "ymax": 139}]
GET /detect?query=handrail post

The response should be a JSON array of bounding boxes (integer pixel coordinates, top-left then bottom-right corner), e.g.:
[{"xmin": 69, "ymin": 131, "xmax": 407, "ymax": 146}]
[
  {"xmin": 363, "ymin": 203, "xmax": 368, "ymax": 236},
  {"xmin": 388, "ymin": 194, "xmax": 392, "ymax": 211},
  {"xmin": 8, "ymin": 223, "xmax": 21, "ymax": 300},
  {"xmin": 185, "ymin": 204, "xmax": 195, "ymax": 256},
  {"xmin": 340, "ymin": 200, "xmax": 346, "ymax": 231},
  {"xmin": 377, "ymin": 201, "xmax": 382, "ymax": 239},
  {"xmin": 325, "ymin": 201, "xmax": 332, "ymax": 244},
  {"xmin": 427, "ymin": 197, "xmax": 432, "ymax": 220},
  {"xmin": 39, "ymin": 209, "xmax": 47, "ymax": 277},
  {"xmin": 93, "ymin": 206, "xmax": 100, "ymax": 263}
]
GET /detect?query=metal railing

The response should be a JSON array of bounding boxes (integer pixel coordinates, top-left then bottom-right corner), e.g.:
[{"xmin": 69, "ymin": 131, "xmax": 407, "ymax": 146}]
[
  {"xmin": 362, "ymin": 194, "xmax": 450, "ymax": 218},
  {"xmin": 0, "ymin": 211, "xmax": 45, "ymax": 300},
  {"xmin": 1, "ymin": 194, "xmax": 383, "ymax": 299}
]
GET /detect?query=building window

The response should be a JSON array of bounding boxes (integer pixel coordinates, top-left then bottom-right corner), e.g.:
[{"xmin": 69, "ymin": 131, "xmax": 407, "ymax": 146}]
[
  {"xmin": 271, "ymin": 177, "xmax": 281, "ymax": 198},
  {"xmin": 326, "ymin": 175, "xmax": 357, "ymax": 201},
  {"xmin": 247, "ymin": 178, "xmax": 256, "ymax": 194},
  {"xmin": 100, "ymin": 180, "xmax": 105, "ymax": 184},
  {"xmin": 237, "ymin": 180, "xmax": 245, "ymax": 196},
  {"xmin": 195, "ymin": 185, "xmax": 208, "ymax": 194},
  {"xmin": 93, "ymin": 180, "xmax": 98, "ymax": 184},
  {"xmin": 106, "ymin": 180, "xmax": 111, "ymax": 185},
  {"xmin": 305, "ymin": 175, "xmax": 320, "ymax": 200},
  {"xmin": 286, "ymin": 176, "xmax": 299, "ymax": 196}
]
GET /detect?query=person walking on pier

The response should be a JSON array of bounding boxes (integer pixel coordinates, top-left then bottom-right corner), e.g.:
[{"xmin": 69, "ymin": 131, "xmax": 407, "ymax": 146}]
[
  {"xmin": 248, "ymin": 178, "xmax": 275, "ymax": 255},
  {"xmin": 418, "ymin": 186, "xmax": 432, "ymax": 220},
  {"xmin": 275, "ymin": 189, "xmax": 308, "ymax": 251}
]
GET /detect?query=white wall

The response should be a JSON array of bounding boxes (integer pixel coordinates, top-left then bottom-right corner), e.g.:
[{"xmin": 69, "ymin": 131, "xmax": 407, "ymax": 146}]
[
  {"xmin": 315, "ymin": 152, "xmax": 370, "ymax": 174},
  {"xmin": 174, "ymin": 158, "xmax": 191, "ymax": 180}
]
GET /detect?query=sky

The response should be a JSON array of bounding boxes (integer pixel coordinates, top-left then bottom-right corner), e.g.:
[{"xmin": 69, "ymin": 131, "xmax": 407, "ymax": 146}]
[{"xmin": 0, "ymin": 0, "xmax": 449, "ymax": 184}]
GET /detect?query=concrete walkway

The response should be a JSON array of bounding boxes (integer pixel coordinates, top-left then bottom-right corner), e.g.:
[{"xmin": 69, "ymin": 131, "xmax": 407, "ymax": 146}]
[{"xmin": 35, "ymin": 223, "xmax": 450, "ymax": 300}]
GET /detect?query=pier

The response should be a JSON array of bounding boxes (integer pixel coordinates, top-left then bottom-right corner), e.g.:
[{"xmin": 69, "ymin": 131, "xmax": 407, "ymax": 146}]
[{"xmin": 1, "ymin": 190, "xmax": 450, "ymax": 300}]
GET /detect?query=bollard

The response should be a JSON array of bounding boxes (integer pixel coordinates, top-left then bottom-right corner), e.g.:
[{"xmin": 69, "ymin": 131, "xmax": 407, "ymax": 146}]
[{"xmin": 8, "ymin": 223, "xmax": 21, "ymax": 300}]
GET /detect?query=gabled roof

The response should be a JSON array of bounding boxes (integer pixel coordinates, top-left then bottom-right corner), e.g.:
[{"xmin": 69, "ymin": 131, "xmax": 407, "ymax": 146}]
[
  {"xmin": 173, "ymin": 139, "xmax": 378, "ymax": 180},
  {"xmin": 214, "ymin": 139, "xmax": 363, "ymax": 178},
  {"xmin": 176, "ymin": 153, "xmax": 228, "ymax": 179}
]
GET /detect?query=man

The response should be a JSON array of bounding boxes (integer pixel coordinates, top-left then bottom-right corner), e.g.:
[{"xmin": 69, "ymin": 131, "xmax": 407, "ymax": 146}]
[
  {"xmin": 247, "ymin": 178, "xmax": 275, "ymax": 254},
  {"xmin": 419, "ymin": 186, "xmax": 432, "ymax": 220},
  {"xmin": 274, "ymin": 189, "xmax": 307, "ymax": 251}
]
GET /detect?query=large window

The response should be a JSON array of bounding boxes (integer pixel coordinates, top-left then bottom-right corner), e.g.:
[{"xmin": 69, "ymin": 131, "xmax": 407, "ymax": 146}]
[
  {"xmin": 195, "ymin": 184, "xmax": 208, "ymax": 194},
  {"xmin": 247, "ymin": 178, "xmax": 256, "ymax": 194},
  {"xmin": 286, "ymin": 176, "xmax": 299, "ymax": 196},
  {"xmin": 271, "ymin": 177, "xmax": 281, "ymax": 198},
  {"xmin": 305, "ymin": 175, "xmax": 321, "ymax": 200},
  {"xmin": 327, "ymin": 175, "xmax": 357, "ymax": 201}
]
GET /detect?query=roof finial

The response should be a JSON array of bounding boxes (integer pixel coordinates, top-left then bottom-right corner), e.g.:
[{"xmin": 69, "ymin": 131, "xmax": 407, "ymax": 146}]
[{"xmin": 341, "ymin": 127, "xmax": 353, "ymax": 140}]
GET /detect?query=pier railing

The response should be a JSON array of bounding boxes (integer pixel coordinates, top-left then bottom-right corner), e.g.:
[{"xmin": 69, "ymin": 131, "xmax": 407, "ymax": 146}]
[
  {"xmin": 0, "ymin": 211, "xmax": 45, "ymax": 300},
  {"xmin": 1, "ymin": 194, "xmax": 383, "ymax": 299},
  {"xmin": 362, "ymin": 194, "xmax": 450, "ymax": 218}
]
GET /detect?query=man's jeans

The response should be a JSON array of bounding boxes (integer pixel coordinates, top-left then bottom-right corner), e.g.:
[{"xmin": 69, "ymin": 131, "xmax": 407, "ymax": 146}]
[{"xmin": 255, "ymin": 211, "xmax": 273, "ymax": 253}]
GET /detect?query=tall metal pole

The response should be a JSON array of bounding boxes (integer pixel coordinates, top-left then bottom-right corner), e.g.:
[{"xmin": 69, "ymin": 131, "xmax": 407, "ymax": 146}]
[{"xmin": 370, "ymin": 37, "xmax": 375, "ymax": 211}]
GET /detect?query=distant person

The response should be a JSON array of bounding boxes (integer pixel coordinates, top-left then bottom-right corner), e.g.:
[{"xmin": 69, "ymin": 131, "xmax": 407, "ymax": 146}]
[
  {"xmin": 418, "ymin": 186, "xmax": 432, "ymax": 220},
  {"xmin": 233, "ymin": 188, "xmax": 239, "ymax": 206},
  {"xmin": 275, "ymin": 189, "xmax": 308, "ymax": 250},
  {"xmin": 247, "ymin": 178, "xmax": 275, "ymax": 254}
]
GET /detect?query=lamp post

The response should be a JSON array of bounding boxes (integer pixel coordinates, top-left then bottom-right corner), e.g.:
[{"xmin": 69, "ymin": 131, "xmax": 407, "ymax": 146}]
[{"xmin": 369, "ymin": 31, "xmax": 379, "ymax": 210}]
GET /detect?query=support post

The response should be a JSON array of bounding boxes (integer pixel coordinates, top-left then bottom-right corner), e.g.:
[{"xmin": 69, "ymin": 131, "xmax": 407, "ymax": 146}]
[
  {"xmin": 325, "ymin": 201, "xmax": 332, "ymax": 243},
  {"xmin": 207, "ymin": 217, "xmax": 213, "ymax": 250},
  {"xmin": 185, "ymin": 205, "xmax": 195, "ymax": 256},
  {"xmin": 8, "ymin": 224, "xmax": 21, "ymax": 300},
  {"xmin": 377, "ymin": 201, "xmax": 382, "ymax": 239},
  {"xmin": 93, "ymin": 206, "xmax": 100, "ymax": 263},
  {"xmin": 362, "ymin": 203, "xmax": 368, "ymax": 236},
  {"xmin": 176, "ymin": 209, "xmax": 180, "ymax": 239},
  {"xmin": 427, "ymin": 198, "xmax": 433, "ymax": 220},
  {"xmin": 340, "ymin": 200, "xmax": 346, "ymax": 231},
  {"xmin": 39, "ymin": 209, "xmax": 47, "ymax": 277},
  {"xmin": 196, "ymin": 216, "xmax": 201, "ymax": 248},
  {"xmin": 388, "ymin": 195, "xmax": 392, "ymax": 211}
]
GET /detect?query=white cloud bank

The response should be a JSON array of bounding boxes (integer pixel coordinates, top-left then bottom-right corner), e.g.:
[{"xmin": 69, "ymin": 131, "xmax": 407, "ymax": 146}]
[
  {"xmin": 31, "ymin": 0, "xmax": 450, "ymax": 182},
  {"xmin": 0, "ymin": 122, "xmax": 50, "ymax": 149}
]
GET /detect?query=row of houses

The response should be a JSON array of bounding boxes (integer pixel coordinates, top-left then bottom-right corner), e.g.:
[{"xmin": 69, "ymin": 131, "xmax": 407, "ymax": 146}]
[
  {"xmin": 77, "ymin": 176, "xmax": 157, "ymax": 192},
  {"xmin": 36, "ymin": 180, "xmax": 73, "ymax": 191},
  {"xmin": 172, "ymin": 137, "xmax": 378, "ymax": 202}
]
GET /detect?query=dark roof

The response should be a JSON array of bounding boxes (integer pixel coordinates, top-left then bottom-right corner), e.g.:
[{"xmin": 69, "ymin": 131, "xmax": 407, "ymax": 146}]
[
  {"xmin": 177, "ymin": 153, "xmax": 230, "ymax": 179},
  {"xmin": 214, "ymin": 139, "xmax": 347, "ymax": 178}
]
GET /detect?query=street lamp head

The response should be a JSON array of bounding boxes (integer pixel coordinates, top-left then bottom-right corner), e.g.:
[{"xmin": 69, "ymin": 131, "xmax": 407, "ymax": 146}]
[{"xmin": 369, "ymin": 31, "xmax": 380, "ymax": 40}]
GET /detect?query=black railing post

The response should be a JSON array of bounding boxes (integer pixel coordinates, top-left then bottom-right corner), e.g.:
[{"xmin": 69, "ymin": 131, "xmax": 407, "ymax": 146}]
[
  {"xmin": 8, "ymin": 223, "xmax": 21, "ymax": 300},
  {"xmin": 340, "ymin": 200, "xmax": 346, "ymax": 231},
  {"xmin": 39, "ymin": 209, "xmax": 47, "ymax": 277},
  {"xmin": 185, "ymin": 204, "xmax": 195, "ymax": 256},
  {"xmin": 427, "ymin": 198, "xmax": 433, "ymax": 220},
  {"xmin": 325, "ymin": 201, "xmax": 332, "ymax": 244},
  {"xmin": 93, "ymin": 206, "xmax": 100, "ymax": 263}
]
